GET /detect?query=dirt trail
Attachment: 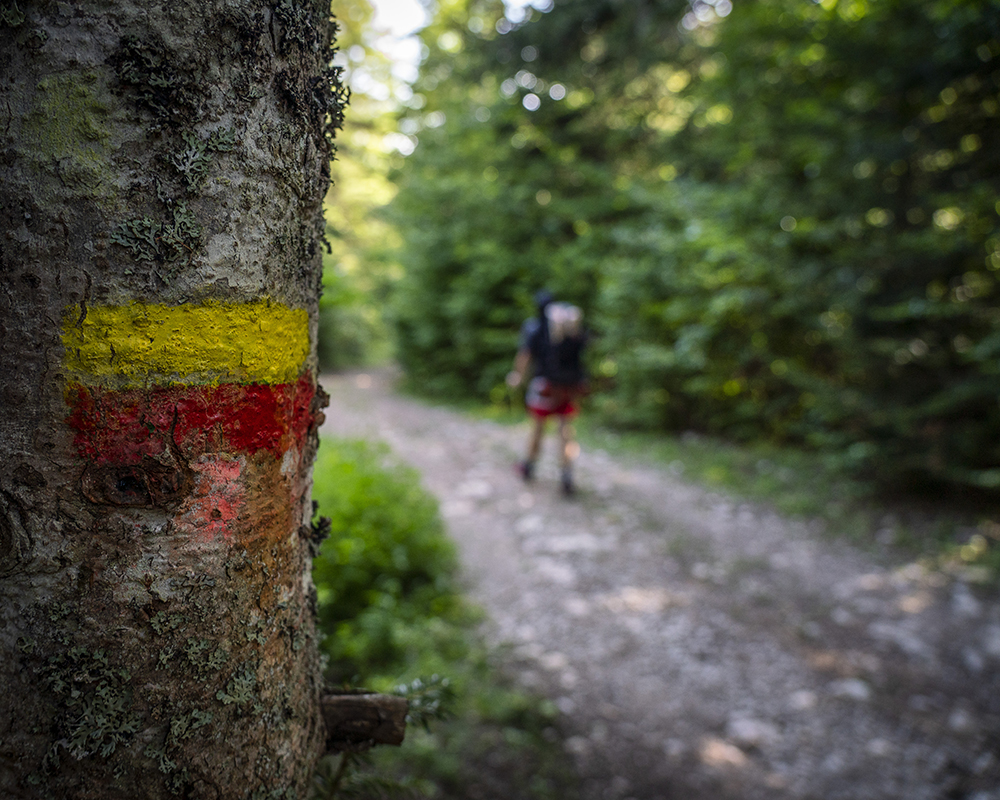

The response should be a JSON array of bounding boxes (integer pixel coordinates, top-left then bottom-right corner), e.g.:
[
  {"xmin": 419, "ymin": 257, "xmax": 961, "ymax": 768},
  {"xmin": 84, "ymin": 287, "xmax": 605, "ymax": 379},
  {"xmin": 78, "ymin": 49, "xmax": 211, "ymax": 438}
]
[{"xmin": 320, "ymin": 370, "xmax": 1000, "ymax": 800}]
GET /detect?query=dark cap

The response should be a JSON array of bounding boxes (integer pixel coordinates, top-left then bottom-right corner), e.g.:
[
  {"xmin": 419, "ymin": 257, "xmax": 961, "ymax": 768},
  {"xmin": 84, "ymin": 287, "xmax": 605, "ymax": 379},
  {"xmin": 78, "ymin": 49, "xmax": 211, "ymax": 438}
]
[{"xmin": 534, "ymin": 290, "xmax": 554, "ymax": 311}]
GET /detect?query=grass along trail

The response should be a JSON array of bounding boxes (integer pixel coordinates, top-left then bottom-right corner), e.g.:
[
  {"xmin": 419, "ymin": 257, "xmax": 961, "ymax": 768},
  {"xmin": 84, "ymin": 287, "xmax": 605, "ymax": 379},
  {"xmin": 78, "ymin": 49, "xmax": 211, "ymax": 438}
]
[{"xmin": 320, "ymin": 370, "xmax": 1000, "ymax": 800}]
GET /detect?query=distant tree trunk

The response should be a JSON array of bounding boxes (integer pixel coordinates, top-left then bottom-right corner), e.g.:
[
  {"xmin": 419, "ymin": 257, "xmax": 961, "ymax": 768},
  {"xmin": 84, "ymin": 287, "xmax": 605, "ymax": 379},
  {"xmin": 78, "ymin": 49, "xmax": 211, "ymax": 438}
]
[{"xmin": 0, "ymin": 2, "xmax": 345, "ymax": 797}]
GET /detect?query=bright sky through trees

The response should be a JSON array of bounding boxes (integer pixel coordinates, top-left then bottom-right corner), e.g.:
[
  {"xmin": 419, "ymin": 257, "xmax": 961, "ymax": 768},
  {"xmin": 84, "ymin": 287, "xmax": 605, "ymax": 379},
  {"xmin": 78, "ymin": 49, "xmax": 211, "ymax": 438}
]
[
  {"xmin": 365, "ymin": 0, "xmax": 426, "ymax": 86},
  {"xmin": 362, "ymin": 0, "xmax": 554, "ymax": 92}
]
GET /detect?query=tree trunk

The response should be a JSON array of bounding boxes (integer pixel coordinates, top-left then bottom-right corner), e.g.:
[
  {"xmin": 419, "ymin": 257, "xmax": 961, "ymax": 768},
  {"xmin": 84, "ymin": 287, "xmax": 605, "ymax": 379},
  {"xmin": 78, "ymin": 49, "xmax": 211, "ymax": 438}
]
[{"xmin": 0, "ymin": 2, "xmax": 344, "ymax": 797}]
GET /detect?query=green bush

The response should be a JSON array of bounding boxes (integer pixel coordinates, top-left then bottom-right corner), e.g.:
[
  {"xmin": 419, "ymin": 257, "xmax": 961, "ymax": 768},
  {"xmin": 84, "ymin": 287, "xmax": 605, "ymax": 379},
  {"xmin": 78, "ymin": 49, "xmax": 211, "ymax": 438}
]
[{"xmin": 311, "ymin": 436, "xmax": 464, "ymax": 682}]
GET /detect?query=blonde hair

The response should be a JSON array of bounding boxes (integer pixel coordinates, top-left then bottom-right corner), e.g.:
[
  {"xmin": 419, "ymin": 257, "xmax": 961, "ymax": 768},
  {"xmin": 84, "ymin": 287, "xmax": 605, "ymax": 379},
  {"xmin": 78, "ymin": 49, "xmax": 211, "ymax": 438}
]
[{"xmin": 545, "ymin": 302, "xmax": 582, "ymax": 344}]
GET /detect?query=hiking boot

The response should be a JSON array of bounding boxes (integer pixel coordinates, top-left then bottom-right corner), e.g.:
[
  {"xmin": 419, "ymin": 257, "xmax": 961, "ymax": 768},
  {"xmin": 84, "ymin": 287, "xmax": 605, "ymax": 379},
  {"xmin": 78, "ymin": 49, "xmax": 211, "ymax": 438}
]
[
  {"xmin": 517, "ymin": 460, "xmax": 534, "ymax": 482},
  {"xmin": 560, "ymin": 469, "xmax": 575, "ymax": 497}
]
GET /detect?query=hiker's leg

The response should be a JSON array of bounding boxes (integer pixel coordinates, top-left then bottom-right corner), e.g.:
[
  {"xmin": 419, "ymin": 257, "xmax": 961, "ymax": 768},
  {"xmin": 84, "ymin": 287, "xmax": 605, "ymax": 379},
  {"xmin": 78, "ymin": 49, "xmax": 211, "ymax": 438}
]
[
  {"xmin": 527, "ymin": 414, "xmax": 546, "ymax": 462},
  {"xmin": 558, "ymin": 416, "xmax": 578, "ymax": 468},
  {"xmin": 519, "ymin": 413, "xmax": 546, "ymax": 481},
  {"xmin": 558, "ymin": 415, "xmax": 578, "ymax": 495}
]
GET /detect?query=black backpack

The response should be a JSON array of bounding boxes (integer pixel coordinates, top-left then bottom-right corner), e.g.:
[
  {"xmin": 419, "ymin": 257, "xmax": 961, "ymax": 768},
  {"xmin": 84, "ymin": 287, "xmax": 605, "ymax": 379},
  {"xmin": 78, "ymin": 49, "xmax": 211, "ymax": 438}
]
[{"xmin": 541, "ymin": 303, "xmax": 586, "ymax": 387}]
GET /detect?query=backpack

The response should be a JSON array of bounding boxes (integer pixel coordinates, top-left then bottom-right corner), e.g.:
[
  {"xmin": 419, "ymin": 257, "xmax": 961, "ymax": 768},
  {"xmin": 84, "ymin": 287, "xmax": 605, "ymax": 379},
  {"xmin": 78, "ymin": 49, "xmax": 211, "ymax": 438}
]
[{"xmin": 541, "ymin": 302, "xmax": 586, "ymax": 387}]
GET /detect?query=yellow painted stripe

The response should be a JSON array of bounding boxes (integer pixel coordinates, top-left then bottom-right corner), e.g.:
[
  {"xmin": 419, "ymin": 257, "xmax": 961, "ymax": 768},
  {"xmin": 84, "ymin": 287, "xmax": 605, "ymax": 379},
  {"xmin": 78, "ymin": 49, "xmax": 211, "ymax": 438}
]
[{"xmin": 62, "ymin": 300, "xmax": 309, "ymax": 387}]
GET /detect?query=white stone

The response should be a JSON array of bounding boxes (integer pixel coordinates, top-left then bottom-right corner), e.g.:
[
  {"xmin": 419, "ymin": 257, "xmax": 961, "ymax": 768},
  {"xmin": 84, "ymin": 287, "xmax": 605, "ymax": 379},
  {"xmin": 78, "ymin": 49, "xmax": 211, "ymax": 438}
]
[
  {"xmin": 700, "ymin": 737, "xmax": 748, "ymax": 767},
  {"xmin": 829, "ymin": 678, "xmax": 872, "ymax": 701},
  {"xmin": 560, "ymin": 669, "xmax": 579, "ymax": 689},
  {"xmin": 770, "ymin": 552, "xmax": 793, "ymax": 569},
  {"xmin": 831, "ymin": 607, "xmax": 854, "ymax": 625},
  {"xmin": 952, "ymin": 584, "xmax": 982, "ymax": 618},
  {"xmin": 517, "ymin": 641, "xmax": 543, "ymax": 659},
  {"xmin": 539, "ymin": 651, "xmax": 569, "ymax": 671},
  {"xmin": 555, "ymin": 696, "xmax": 576, "ymax": 714},
  {"xmin": 664, "ymin": 738, "xmax": 687, "ymax": 758},
  {"xmin": 868, "ymin": 621, "xmax": 935, "ymax": 660},
  {"xmin": 822, "ymin": 752, "xmax": 846, "ymax": 773},
  {"xmin": 726, "ymin": 717, "xmax": 780, "ymax": 748},
  {"xmin": 963, "ymin": 647, "xmax": 985, "ymax": 673},
  {"xmin": 981, "ymin": 624, "xmax": 1000, "ymax": 657},
  {"xmin": 589, "ymin": 721, "xmax": 609, "ymax": 743},
  {"xmin": 973, "ymin": 752, "xmax": 996, "ymax": 775},
  {"xmin": 866, "ymin": 738, "xmax": 893, "ymax": 757},
  {"xmin": 533, "ymin": 557, "xmax": 576, "ymax": 586},
  {"xmin": 949, "ymin": 708, "xmax": 975, "ymax": 733},
  {"xmin": 440, "ymin": 499, "xmax": 473, "ymax": 518},
  {"xmin": 789, "ymin": 689, "xmax": 818, "ymax": 710},
  {"xmin": 456, "ymin": 478, "xmax": 493, "ymax": 499},
  {"xmin": 562, "ymin": 596, "xmax": 591, "ymax": 617},
  {"xmin": 801, "ymin": 621, "xmax": 822, "ymax": 640},
  {"xmin": 564, "ymin": 736, "xmax": 589, "ymax": 756},
  {"xmin": 857, "ymin": 573, "xmax": 885, "ymax": 591},
  {"xmin": 528, "ymin": 532, "xmax": 608, "ymax": 554},
  {"xmin": 908, "ymin": 695, "xmax": 932, "ymax": 712},
  {"xmin": 515, "ymin": 514, "xmax": 544, "ymax": 535}
]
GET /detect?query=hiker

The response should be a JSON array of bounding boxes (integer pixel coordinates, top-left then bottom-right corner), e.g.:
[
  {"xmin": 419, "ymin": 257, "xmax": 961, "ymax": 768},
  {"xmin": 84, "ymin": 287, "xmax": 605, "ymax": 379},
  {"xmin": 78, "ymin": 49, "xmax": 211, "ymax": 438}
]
[{"xmin": 507, "ymin": 290, "xmax": 588, "ymax": 496}]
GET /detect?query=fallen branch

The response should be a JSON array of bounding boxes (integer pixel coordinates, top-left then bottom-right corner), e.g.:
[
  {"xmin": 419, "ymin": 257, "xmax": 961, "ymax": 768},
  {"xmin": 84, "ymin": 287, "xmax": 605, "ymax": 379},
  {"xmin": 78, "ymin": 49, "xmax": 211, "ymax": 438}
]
[{"xmin": 321, "ymin": 691, "xmax": 408, "ymax": 753}]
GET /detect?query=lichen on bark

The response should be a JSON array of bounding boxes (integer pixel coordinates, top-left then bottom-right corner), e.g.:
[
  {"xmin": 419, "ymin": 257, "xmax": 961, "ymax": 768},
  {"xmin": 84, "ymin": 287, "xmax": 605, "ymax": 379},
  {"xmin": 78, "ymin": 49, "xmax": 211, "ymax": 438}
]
[{"xmin": 0, "ymin": 2, "xmax": 345, "ymax": 798}]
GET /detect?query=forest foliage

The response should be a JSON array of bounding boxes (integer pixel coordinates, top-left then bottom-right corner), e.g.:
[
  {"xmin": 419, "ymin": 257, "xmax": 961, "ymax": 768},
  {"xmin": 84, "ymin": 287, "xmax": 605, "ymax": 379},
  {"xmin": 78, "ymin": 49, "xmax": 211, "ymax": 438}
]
[
  {"xmin": 370, "ymin": 0, "xmax": 1000, "ymax": 493},
  {"xmin": 320, "ymin": 0, "xmax": 409, "ymax": 369}
]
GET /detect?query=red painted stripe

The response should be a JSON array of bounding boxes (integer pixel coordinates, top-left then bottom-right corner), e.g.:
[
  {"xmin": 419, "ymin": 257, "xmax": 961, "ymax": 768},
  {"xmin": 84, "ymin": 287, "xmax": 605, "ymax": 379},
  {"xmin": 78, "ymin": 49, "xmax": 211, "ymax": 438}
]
[{"xmin": 66, "ymin": 375, "xmax": 316, "ymax": 465}]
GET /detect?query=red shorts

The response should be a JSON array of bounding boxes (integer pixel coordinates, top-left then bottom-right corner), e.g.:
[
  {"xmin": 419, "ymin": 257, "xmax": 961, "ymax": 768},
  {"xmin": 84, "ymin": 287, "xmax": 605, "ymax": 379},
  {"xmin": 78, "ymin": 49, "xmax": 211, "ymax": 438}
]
[{"xmin": 525, "ymin": 377, "xmax": 580, "ymax": 418}]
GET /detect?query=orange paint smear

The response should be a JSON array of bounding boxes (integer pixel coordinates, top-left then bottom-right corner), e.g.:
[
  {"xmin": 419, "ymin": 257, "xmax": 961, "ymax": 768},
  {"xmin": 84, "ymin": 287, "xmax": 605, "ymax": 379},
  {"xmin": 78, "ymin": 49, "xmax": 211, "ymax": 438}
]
[{"xmin": 172, "ymin": 455, "xmax": 248, "ymax": 542}]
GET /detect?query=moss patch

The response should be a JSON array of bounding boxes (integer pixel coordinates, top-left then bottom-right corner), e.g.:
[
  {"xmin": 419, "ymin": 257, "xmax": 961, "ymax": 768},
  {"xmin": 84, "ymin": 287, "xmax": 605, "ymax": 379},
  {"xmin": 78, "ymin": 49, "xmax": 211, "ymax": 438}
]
[{"xmin": 22, "ymin": 70, "xmax": 113, "ymax": 191}]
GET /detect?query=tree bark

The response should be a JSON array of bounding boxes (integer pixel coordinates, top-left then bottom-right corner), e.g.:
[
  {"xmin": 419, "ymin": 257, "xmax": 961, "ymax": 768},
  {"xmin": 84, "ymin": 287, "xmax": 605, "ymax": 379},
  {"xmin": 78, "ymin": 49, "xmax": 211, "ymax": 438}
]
[{"xmin": 0, "ymin": 2, "xmax": 345, "ymax": 797}]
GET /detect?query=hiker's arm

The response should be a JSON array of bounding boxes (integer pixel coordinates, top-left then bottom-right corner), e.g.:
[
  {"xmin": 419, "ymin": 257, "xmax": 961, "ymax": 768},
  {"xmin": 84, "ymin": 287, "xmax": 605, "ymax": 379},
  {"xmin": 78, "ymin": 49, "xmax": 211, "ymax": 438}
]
[{"xmin": 507, "ymin": 348, "xmax": 531, "ymax": 387}]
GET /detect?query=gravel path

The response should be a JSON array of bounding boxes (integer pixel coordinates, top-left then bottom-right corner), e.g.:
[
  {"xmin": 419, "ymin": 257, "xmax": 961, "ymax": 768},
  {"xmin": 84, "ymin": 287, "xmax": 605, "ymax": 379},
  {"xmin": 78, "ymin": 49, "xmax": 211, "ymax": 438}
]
[{"xmin": 320, "ymin": 370, "xmax": 1000, "ymax": 800}]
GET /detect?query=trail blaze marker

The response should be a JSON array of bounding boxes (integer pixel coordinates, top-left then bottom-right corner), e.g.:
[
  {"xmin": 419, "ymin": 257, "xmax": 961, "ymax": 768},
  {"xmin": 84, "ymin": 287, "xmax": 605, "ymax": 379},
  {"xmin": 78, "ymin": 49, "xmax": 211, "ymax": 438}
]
[
  {"xmin": 63, "ymin": 299, "xmax": 310, "ymax": 387},
  {"xmin": 62, "ymin": 299, "xmax": 317, "ymax": 542}
]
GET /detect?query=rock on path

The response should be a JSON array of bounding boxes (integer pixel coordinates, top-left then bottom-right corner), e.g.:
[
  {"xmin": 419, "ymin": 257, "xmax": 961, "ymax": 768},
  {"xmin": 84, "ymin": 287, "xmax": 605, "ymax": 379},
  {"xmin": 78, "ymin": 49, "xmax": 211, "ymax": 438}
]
[{"xmin": 320, "ymin": 370, "xmax": 1000, "ymax": 800}]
